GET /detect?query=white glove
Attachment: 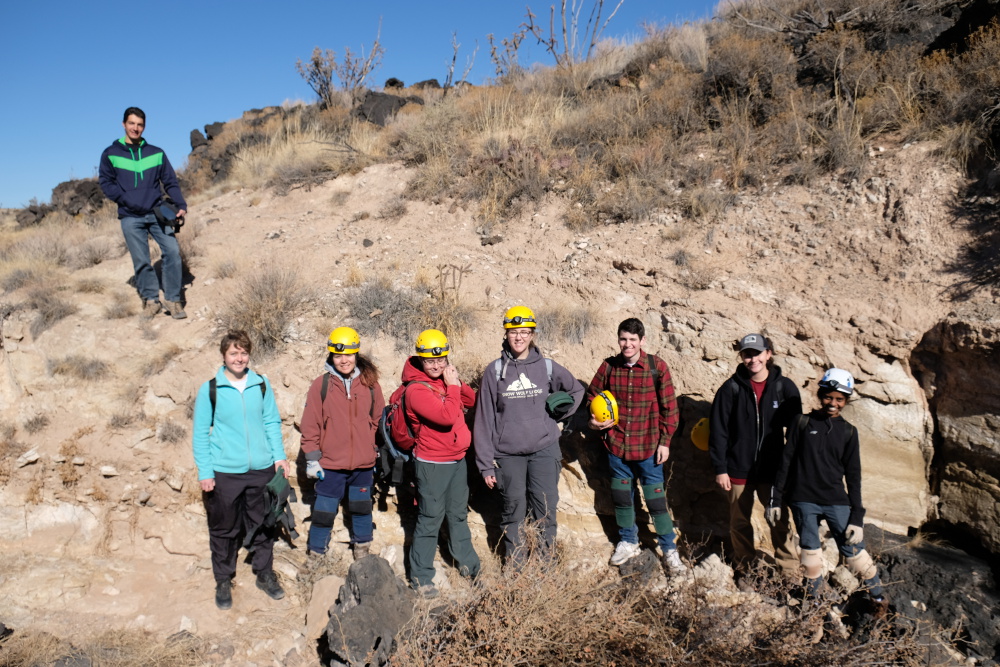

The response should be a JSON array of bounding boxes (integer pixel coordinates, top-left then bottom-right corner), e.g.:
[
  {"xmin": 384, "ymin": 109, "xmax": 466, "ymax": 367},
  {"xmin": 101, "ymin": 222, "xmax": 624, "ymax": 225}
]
[
  {"xmin": 306, "ymin": 460, "xmax": 325, "ymax": 480},
  {"xmin": 765, "ymin": 507, "xmax": 781, "ymax": 527},
  {"xmin": 845, "ymin": 524, "xmax": 863, "ymax": 545}
]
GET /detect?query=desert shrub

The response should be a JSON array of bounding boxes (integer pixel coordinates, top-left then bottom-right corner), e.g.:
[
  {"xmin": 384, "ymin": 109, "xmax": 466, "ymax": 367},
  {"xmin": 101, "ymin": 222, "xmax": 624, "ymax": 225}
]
[
  {"xmin": 679, "ymin": 186, "xmax": 735, "ymax": 221},
  {"xmin": 0, "ymin": 421, "xmax": 15, "ymax": 447},
  {"xmin": 25, "ymin": 286, "xmax": 77, "ymax": 338},
  {"xmin": 104, "ymin": 291, "xmax": 134, "ymax": 320},
  {"xmin": 1, "ymin": 266, "xmax": 43, "ymax": 292},
  {"xmin": 218, "ymin": 264, "xmax": 311, "ymax": 356},
  {"xmin": 377, "ymin": 195, "xmax": 408, "ymax": 220},
  {"xmin": 344, "ymin": 276, "xmax": 421, "ymax": 345},
  {"xmin": 23, "ymin": 414, "xmax": 49, "ymax": 434},
  {"xmin": 48, "ymin": 355, "xmax": 110, "ymax": 381},
  {"xmin": 0, "ymin": 627, "xmax": 207, "ymax": 667},
  {"xmin": 142, "ymin": 343, "xmax": 181, "ymax": 376},
  {"xmin": 108, "ymin": 407, "xmax": 144, "ymax": 430},
  {"xmin": 158, "ymin": 420, "xmax": 186, "ymax": 443},
  {"xmin": 72, "ymin": 237, "xmax": 116, "ymax": 268},
  {"xmin": 535, "ymin": 304, "xmax": 598, "ymax": 344},
  {"xmin": 76, "ymin": 277, "xmax": 105, "ymax": 293},
  {"xmin": 215, "ymin": 259, "xmax": 237, "ymax": 279}
]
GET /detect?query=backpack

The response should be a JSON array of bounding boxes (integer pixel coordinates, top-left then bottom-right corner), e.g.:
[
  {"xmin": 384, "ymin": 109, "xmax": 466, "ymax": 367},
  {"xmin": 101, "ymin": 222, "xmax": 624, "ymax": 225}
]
[
  {"xmin": 375, "ymin": 381, "xmax": 433, "ymax": 487},
  {"xmin": 243, "ymin": 470, "xmax": 298, "ymax": 550},
  {"xmin": 208, "ymin": 377, "xmax": 266, "ymax": 427}
]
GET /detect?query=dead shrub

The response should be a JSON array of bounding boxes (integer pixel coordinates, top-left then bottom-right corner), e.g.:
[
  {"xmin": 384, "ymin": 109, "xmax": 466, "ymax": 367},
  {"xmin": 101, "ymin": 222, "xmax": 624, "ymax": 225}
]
[
  {"xmin": 104, "ymin": 291, "xmax": 135, "ymax": 319},
  {"xmin": 536, "ymin": 304, "xmax": 599, "ymax": 345},
  {"xmin": 108, "ymin": 407, "xmax": 144, "ymax": 430},
  {"xmin": 2, "ymin": 266, "xmax": 44, "ymax": 292},
  {"xmin": 48, "ymin": 354, "xmax": 110, "ymax": 381},
  {"xmin": 25, "ymin": 286, "xmax": 77, "ymax": 338},
  {"xmin": 377, "ymin": 195, "xmax": 408, "ymax": 220},
  {"xmin": 142, "ymin": 343, "xmax": 181, "ymax": 377},
  {"xmin": 76, "ymin": 277, "xmax": 105, "ymax": 293},
  {"xmin": 344, "ymin": 276, "xmax": 421, "ymax": 346},
  {"xmin": 680, "ymin": 187, "xmax": 735, "ymax": 221},
  {"xmin": 72, "ymin": 237, "xmax": 116, "ymax": 268},
  {"xmin": 215, "ymin": 259, "xmax": 237, "ymax": 279},
  {"xmin": 158, "ymin": 420, "xmax": 187, "ymax": 443},
  {"xmin": 23, "ymin": 414, "xmax": 49, "ymax": 434},
  {"xmin": 219, "ymin": 264, "xmax": 311, "ymax": 357}
]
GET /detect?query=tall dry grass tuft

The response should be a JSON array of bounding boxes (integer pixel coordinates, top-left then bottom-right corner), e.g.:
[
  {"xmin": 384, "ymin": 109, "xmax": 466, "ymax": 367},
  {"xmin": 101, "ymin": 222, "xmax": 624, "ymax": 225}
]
[
  {"xmin": 0, "ymin": 627, "xmax": 207, "ymax": 667},
  {"xmin": 218, "ymin": 264, "xmax": 312, "ymax": 357}
]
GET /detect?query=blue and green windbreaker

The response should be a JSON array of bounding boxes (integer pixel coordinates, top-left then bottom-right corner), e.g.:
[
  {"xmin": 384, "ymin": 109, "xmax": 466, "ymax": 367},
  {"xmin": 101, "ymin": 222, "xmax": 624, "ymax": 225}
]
[{"xmin": 99, "ymin": 137, "xmax": 187, "ymax": 218}]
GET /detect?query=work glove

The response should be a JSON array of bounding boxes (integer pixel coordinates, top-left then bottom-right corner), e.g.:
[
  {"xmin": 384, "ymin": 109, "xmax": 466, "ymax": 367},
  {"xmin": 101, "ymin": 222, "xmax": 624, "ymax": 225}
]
[
  {"xmin": 306, "ymin": 460, "xmax": 325, "ymax": 480},
  {"xmin": 765, "ymin": 506, "xmax": 781, "ymax": 527},
  {"xmin": 845, "ymin": 524, "xmax": 863, "ymax": 545}
]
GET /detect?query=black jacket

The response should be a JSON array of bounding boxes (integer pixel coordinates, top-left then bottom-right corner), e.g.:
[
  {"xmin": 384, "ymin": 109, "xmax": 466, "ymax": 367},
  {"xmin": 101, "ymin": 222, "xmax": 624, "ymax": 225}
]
[
  {"xmin": 708, "ymin": 364, "xmax": 801, "ymax": 482},
  {"xmin": 771, "ymin": 411, "xmax": 865, "ymax": 526}
]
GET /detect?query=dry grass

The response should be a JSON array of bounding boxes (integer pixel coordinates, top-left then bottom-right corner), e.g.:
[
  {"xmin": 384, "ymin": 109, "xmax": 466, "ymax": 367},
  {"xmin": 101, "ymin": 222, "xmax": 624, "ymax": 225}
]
[
  {"xmin": 103, "ymin": 291, "xmax": 135, "ymax": 319},
  {"xmin": 215, "ymin": 259, "xmax": 238, "ymax": 279},
  {"xmin": 72, "ymin": 237, "xmax": 117, "ymax": 268},
  {"xmin": 0, "ymin": 627, "xmax": 207, "ymax": 667},
  {"xmin": 141, "ymin": 343, "xmax": 181, "ymax": 377},
  {"xmin": 535, "ymin": 304, "xmax": 598, "ymax": 345},
  {"xmin": 108, "ymin": 406, "xmax": 144, "ymax": 430},
  {"xmin": 48, "ymin": 354, "xmax": 110, "ymax": 381},
  {"xmin": 22, "ymin": 414, "xmax": 49, "ymax": 434},
  {"xmin": 76, "ymin": 277, "xmax": 105, "ymax": 293},
  {"xmin": 158, "ymin": 420, "xmax": 187, "ymax": 443},
  {"xmin": 218, "ymin": 263, "xmax": 312, "ymax": 356},
  {"xmin": 25, "ymin": 286, "xmax": 77, "ymax": 338},
  {"xmin": 377, "ymin": 195, "xmax": 408, "ymax": 220}
]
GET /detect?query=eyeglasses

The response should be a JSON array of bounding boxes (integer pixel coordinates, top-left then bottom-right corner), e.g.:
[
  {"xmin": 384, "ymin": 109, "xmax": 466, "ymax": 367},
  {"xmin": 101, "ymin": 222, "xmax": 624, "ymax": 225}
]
[
  {"xmin": 507, "ymin": 329, "xmax": 533, "ymax": 339},
  {"xmin": 422, "ymin": 357, "xmax": 448, "ymax": 367}
]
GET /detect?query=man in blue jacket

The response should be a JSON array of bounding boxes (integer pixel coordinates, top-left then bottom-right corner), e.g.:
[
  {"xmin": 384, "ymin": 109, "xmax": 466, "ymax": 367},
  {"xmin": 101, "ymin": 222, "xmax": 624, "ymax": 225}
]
[{"xmin": 99, "ymin": 107, "xmax": 188, "ymax": 319}]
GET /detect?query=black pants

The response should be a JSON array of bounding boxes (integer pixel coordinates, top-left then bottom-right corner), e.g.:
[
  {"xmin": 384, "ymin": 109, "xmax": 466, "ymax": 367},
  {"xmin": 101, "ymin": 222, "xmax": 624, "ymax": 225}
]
[{"xmin": 207, "ymin": 467, "xmax": 274, "ymax": 582}]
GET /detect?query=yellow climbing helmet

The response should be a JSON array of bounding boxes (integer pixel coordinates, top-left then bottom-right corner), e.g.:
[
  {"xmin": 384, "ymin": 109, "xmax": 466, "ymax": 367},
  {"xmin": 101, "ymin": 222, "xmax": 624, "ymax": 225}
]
[
  {"xmin": 327, "ymin": 327, "xmax": 360, "ymax": 354},
  {"xmin": 415, "ymin": 329, "xmax": 450, "ymax": 358},
  {"xmin": 503, "ymin": 305, "xmax": 537, "ymax": 329},
  {"xmin": 691, "ymin": 417, "xmax": 710, "ymax": 451},
  {"xmin": 590, "ymin": 391, "xmax": 618, "ymax": 424}
]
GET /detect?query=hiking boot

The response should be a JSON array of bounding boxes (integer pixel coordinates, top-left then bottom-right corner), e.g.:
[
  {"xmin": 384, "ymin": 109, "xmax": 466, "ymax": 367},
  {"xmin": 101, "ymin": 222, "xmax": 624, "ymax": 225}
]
[
  {"xmin": 413, "ymin": 584, "xmax": 438, "ymax": 599},
  {"xmin": 609, "ymin": 541, "xmax": 642, "ymax": 566},
  {"xmin": 163, "ymin": 300, "xmax": 187, "ymax": 319},
  {"xmin": 255, "ymin": 570, "xmax": 285, "ymax": 600},
  {"xmin": 215, "ymin": 579, "xmax": 232, "ymax": 610},
  {"xmin": 141, "ymin": 300, "xmax": 162, "ymax": 319},
  {"xmin": 352, "ymin": 542, "xmax": 370, "ymax": 561},
  {"xmin": 662, "ymin": 548, "xmax": 685, "ymax": 574}
]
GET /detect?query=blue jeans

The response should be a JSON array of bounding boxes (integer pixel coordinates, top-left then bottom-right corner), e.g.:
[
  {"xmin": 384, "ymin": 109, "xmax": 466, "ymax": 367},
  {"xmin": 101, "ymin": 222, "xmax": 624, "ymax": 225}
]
[
  {"xmin": 308, "ymin": 468, "xmax": 374, "ymax": 553},
  {"xmin": 120, "ymin": 213, "xmax": 182, "ymax": 302},
  {"xmin": 607, "ymin": 452, "xmax": 676, "ymax": 551},
  {"xmin": 790, "ymin": 502, "xmax": 866, "ymax": 558}
]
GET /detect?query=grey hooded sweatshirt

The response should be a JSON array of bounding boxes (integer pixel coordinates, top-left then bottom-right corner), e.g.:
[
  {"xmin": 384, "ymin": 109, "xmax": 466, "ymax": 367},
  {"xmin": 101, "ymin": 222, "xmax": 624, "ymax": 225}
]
[{"xmin": 473, "ymin": 345, "xmax": 584, "ymax": 478}]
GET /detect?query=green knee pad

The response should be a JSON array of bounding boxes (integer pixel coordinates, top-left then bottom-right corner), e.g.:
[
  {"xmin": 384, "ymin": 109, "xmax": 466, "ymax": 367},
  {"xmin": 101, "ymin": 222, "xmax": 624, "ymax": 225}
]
[
  {"xmin": 611, "ymin": 477, "xmax": 635, "ymax": 529},
  {"xmin": 642, "ymin": 483, "xmax": 674, "ymax": 535}
]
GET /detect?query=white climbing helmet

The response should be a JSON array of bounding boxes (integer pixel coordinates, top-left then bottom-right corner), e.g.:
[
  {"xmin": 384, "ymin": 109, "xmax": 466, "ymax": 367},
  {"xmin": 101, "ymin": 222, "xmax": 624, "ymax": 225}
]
[{"xmin": 819, "ymin": 368, "xmax": 855, "ymax": 396}]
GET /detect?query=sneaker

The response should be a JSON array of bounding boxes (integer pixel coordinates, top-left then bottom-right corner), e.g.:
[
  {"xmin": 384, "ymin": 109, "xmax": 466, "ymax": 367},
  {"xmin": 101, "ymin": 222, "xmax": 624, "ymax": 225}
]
[
  {"xmin": 662, "ymin": 548, "xmax": 685, "ymax": 574},
  {"xmin": 413, "ymin": 584, "xmax": 438, "ymax": 599},
  {"xmin": 609, "ymin": 541, "xmax": 642, "ymax": 566},
  {"xmin": 352, "ymin": 542, "xmax": 370, "ymax": 560},
  {"xmin": 255, "ymin": 570, "xmax": 285, "ymax": 600},
  {"xmin": 215, "ymin": 579, "xmax": 232, "ymax": 610},
  {"xmin": 141, "ymin": 300, "xmax": 162, "ymax": 319},
  {"xmin": 163, "ymin": 300, "xmax": 187, "ymax": 319}
]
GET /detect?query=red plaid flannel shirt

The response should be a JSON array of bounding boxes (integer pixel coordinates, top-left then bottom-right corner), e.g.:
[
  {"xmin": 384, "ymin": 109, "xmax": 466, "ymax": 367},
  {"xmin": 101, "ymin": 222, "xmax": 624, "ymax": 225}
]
[{"xmin": 587, "ymin": 351, "xmax": 678, "ymax": 461}]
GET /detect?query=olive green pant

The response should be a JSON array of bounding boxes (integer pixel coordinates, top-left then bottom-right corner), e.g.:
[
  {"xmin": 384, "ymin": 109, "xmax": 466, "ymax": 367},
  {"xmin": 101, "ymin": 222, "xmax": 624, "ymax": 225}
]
[{"xmin": 409, "ymin": 460, "xmax": 481, "ymax": 587}]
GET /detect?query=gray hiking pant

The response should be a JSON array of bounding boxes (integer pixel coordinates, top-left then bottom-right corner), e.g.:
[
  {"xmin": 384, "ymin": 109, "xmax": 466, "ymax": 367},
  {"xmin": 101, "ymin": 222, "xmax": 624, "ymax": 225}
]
[{"xmin": 496, "ymin": 441, "xmax": 562, "ymax": 564}]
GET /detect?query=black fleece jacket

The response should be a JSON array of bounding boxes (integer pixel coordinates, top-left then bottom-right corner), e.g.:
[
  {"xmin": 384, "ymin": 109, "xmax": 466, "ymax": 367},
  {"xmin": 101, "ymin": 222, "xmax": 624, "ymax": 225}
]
[
  {"xmin": 708, "ymin": 364, "xmax": 801, "ymax": 482},
  {"xmin": 771, "ymin": 411, "xmax": 865, "ymax": 526}
]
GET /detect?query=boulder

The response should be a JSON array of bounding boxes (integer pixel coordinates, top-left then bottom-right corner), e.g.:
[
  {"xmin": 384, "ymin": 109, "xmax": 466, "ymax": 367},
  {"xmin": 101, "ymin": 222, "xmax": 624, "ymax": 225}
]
[
  {"xmin": 189, "ymin": 129, "xmax": 208, "ymax": 150},
  {"xmin": 50, "ymin": 179, "xmax": 106, "ymax": 217},
  {"xmin": 204, "ymin": 122, "xmax": 226, "ymax": 140},
  {"xmin": 352, "ymin": 92, "xmax": 413, "ymax": 127},
  {"xmin": 412, "ymin": 79, "xmax": 441, "ymax": 89},
  {"xmin": 323, "ymin": 556, "xmax": 414, "ymax": 666},
  {"xmin": 384, "ymin": 77, "xmax": 404, "ymax": 89}
]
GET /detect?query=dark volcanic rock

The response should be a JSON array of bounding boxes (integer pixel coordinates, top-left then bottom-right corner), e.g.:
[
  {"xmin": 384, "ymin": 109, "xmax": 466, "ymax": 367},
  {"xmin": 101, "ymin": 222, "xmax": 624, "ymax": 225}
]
[
  {"xmin": 323, "ymin": 556, "xmax": 415, "ymax": 666},
  {"xmin": 50, "ymin": 179, "xmax": 105, "ymax": 216},
  {"xmin": 353, "ymin": 91, "xmax": 414, "ymax": 127},
  {"xmin": 190, "ymin": 128, "xmax": 208, "ymax": 150}
]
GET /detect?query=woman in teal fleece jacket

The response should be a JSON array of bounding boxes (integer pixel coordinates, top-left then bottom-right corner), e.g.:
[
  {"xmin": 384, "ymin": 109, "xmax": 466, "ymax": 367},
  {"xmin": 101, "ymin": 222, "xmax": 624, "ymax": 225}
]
[{"xmin": 191, "ymin": 330, "xmax": 288, "ymax": 610}]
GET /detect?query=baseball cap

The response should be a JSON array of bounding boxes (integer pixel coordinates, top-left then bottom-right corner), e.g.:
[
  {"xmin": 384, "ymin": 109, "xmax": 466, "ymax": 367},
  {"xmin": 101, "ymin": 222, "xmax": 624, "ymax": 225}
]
[{"xmin": 738, "ymin": 333, "xmax": 769, "ymax": 353}]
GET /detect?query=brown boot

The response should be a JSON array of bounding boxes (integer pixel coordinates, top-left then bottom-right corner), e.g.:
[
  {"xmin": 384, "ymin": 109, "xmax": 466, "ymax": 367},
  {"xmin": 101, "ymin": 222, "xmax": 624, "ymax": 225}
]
[{"xmin": 353, "ymin": 542, "xmax": 371, "ymax": 561}]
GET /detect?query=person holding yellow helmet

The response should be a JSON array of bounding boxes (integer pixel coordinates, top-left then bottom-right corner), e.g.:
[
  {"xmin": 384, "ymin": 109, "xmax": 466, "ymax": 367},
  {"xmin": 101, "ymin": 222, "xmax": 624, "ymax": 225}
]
[
  {"xmin": 299, "ymin": 327, "xmax": 385, "ymax": 561},
  {"xmin": 473, "ymin": 306, "xmax": 584, "ymax": 565},
  {"xmin": 402, "ymin": 329, "xmax": 479, "ymax": 597},
  {"xmin": 709, "ymin": 333, "xmax": 801, "ymax": 580},
  {"xmin": 587, "ymin": 318, "xmax": 684, "ymax": 573}
]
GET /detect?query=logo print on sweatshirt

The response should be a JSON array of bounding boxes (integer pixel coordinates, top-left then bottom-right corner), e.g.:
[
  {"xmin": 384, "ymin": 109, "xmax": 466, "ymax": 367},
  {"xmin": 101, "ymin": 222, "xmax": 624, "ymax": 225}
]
[{"xmin": 502, "ymin": 373, "xmax": 545, "ymax": 399}]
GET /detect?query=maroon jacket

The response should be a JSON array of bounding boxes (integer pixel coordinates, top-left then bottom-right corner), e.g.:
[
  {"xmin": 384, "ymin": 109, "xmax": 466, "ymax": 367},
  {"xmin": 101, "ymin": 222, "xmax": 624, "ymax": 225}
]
[{"xmin": 300, "ymin": 371, "xmax": 385, "ymax": 470}]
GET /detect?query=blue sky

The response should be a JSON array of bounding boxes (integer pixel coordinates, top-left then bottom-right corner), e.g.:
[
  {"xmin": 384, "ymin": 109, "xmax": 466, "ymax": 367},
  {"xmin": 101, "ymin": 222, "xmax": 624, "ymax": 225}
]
[{"xmin": 0, "ymin": 1, "xmax": 718, "ymax": 208}]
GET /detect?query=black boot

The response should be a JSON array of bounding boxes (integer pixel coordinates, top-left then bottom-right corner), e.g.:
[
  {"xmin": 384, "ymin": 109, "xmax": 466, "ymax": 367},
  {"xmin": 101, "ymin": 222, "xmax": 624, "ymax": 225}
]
[
  {"xmin": 256, "ymin": 570, "xmax": 285, "ymax": 600},
  {"xmin": 215, "ymin": 579, "xmax": 233, "ymax": 610}
]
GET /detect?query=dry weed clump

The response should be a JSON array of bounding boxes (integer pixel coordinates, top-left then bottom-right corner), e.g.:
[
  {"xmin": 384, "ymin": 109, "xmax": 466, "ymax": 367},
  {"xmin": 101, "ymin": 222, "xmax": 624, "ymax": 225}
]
[
  {"xmin": 142, "ymin": 343, "xmax": 182, "ymax": 377},
  {"xmin": 219, "ymin": 264, "xmax": 311, "ymax": 356},
  {"xmin": 22, "ymin": 414, "xmax": 49, "ymax": 434},
  {"xmin": 0, "ymin": 627, "xmax": 207, "ymax": 667},
  {"xmin": 158, "ymin": 420, "xmax": 187, "ymax": 443},
  {"xmin": 103, "ymin": 291, "xmax": 135, "ymax": 320},
  {"xmin": 72, "ymin": 237, "xmax": 117, "ymax": 268},
  {"xmin": 535, "ymin": 304, "xmax": 598, "ymax": 345},
  {"xmin": 75, "ymin": 277, "xmax": 105, "ymax": 294},
  {"xmin": 215, "ymin": 259, "xmax": 237, "ymax": 279},
  {"xmin": 25, "ymin": 286, "xmax": 77, "ymax": 338},
  {"xmin": 344, "ymin": 276, "xmax": 421, "ymax": 345},
  {"xmin": 48, "ymin": 354, "xmax": 110, "ymax": 381}
]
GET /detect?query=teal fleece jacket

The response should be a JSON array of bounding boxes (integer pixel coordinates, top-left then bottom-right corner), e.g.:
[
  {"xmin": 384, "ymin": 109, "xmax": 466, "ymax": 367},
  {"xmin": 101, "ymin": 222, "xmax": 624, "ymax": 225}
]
[{"xmin": 192, "ymin": 367, "xmax": 285, "ymax": 480}]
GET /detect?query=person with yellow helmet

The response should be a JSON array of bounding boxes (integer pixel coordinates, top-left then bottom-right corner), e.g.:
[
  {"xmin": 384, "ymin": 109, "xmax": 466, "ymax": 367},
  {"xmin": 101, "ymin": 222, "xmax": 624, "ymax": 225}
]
[
  {"xmin": 299, "ymin": 327, "xmax": 385, "ymax": 561},
  {"xmin": 473, "ymin": 306, "xmax": 584, "ymax": 565},
  {"xmin": 586, "ymin": 318, "xmax": 684, "ymax": 573},
  {"xmin": 402, "ymin": 329, "xmax": 480, "ymax": 597},
  {"xmin": 708, "ymin": 333, "xmax": 801, "ymax": 580}
]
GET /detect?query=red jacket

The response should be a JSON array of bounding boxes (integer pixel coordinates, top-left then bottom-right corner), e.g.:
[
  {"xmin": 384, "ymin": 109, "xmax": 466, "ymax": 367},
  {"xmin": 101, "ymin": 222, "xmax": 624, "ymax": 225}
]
[
  {"xmin": 401, "ymin": 357, "xmax": 476, "ymax": 463},
  {"xmin": 299, "ymin": 371, "xmax": 385, "ymax": 470}
]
